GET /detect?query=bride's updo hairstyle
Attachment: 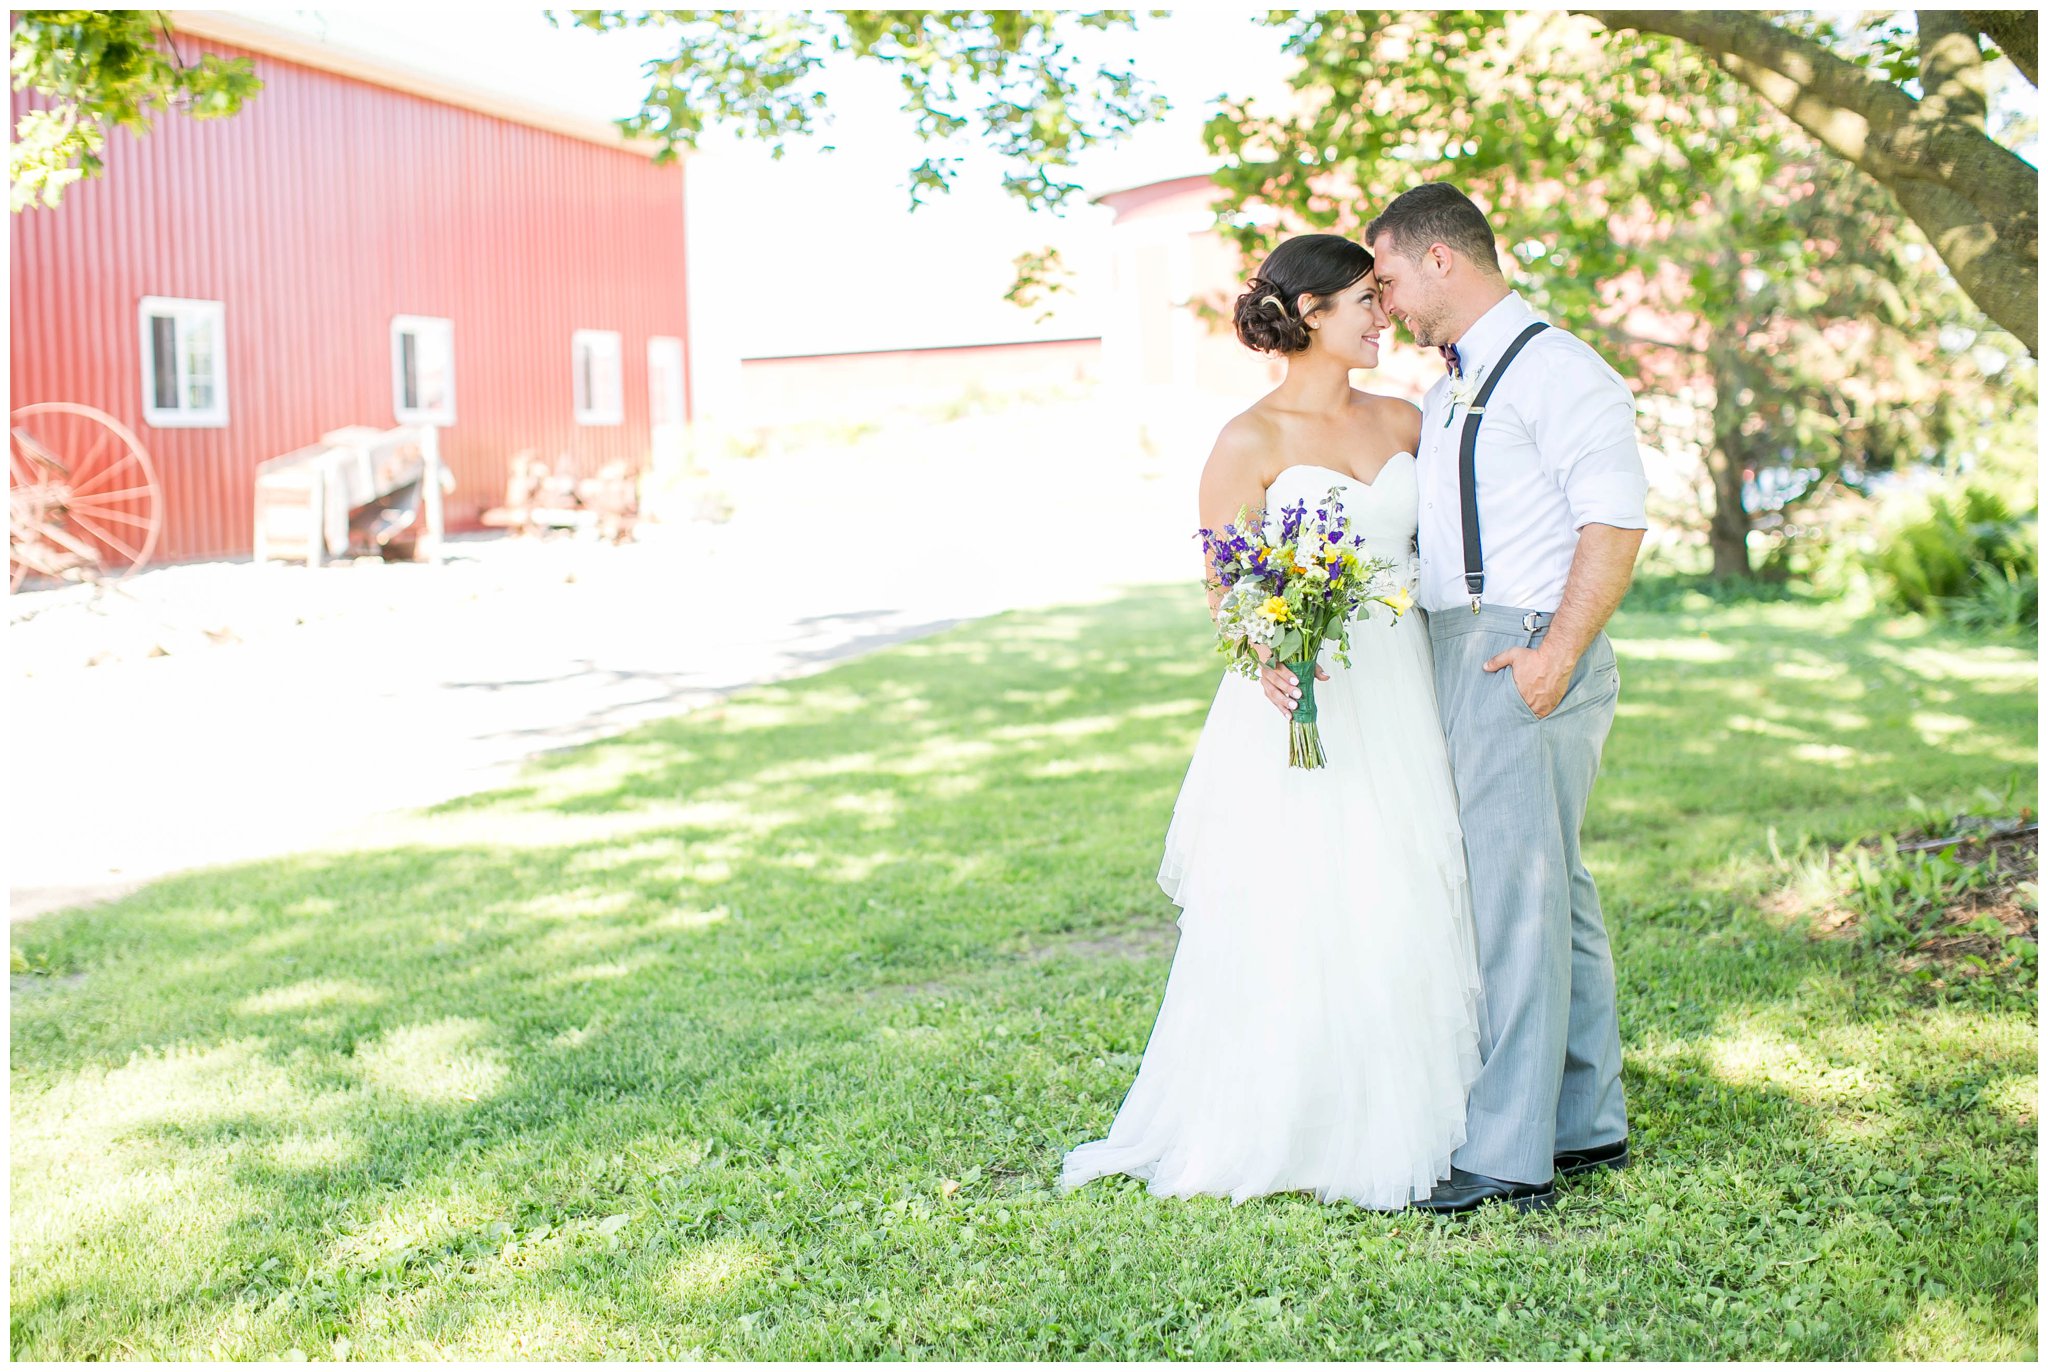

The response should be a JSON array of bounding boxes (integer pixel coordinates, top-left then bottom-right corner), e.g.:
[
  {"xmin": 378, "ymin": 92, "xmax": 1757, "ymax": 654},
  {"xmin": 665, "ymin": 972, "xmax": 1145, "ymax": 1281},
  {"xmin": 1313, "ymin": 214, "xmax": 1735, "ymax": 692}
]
[{"xmin": 1233, "ymin": 234, "xmax": 1374, "ymax": 355}]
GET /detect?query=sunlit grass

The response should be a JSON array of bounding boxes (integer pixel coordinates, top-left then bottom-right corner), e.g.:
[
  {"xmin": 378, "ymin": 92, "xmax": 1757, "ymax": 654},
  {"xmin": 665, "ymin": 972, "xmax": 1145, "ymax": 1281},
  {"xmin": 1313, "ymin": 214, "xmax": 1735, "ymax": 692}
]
[{"xmin": 10, "ymin": 587, "xmax": 2037, "ymax": 1359}]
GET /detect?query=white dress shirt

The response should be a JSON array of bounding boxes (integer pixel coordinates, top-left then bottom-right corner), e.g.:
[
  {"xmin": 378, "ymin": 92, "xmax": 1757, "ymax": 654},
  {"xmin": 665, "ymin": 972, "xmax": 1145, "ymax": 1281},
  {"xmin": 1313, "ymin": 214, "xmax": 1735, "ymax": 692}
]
[{"xmin": 1414, "ymin": 292, "xmax": 1648, "ymax": 614}]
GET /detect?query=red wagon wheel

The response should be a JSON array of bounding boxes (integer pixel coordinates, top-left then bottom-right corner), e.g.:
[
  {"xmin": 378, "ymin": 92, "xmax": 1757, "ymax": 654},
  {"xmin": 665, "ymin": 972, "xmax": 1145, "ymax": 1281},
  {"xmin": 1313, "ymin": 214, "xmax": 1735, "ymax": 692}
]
[{"xmin": 9, "ymin": 403, "xmax": 163, "ymax": 590}]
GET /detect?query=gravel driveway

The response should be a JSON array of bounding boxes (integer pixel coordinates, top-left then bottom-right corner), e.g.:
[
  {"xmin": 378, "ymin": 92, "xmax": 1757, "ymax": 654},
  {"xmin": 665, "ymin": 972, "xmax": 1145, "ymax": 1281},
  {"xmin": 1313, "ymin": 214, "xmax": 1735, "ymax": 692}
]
[{"xmin": 9, "ymin": 399, "xmax": 1218, "ymax": 920}]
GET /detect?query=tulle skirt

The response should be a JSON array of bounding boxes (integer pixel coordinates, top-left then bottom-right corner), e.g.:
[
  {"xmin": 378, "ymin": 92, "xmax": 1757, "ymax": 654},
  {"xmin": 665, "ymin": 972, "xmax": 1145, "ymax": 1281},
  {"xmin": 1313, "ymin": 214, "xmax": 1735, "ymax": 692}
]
[{"xmin": 1060, "ymin": 609, "xmax": 1485, "ymax": 1210}]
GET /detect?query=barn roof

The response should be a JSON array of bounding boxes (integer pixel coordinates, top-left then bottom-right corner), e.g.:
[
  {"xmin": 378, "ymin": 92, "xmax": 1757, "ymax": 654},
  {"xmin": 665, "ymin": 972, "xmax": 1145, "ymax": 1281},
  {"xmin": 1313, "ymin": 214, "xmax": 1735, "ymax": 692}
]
[{"xmin": 168, "ymin": 11, "xmax": 671, "ymax": 159}]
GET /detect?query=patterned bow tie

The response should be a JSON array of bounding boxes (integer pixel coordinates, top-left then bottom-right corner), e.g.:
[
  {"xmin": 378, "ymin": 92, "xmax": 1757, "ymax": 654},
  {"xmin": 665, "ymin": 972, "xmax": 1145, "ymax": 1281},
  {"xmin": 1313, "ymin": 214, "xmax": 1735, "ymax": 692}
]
[{"xmin": 1440, "ymin": 345, "xmax": 1463, "ymax": 378}]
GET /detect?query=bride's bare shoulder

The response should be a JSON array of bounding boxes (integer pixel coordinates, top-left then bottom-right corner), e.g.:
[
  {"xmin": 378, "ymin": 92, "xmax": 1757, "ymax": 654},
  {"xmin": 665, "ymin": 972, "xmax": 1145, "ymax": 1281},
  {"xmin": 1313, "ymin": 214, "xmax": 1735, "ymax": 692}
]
[
  {"xmin": 1351, "ymin": 388, "xmax": 1423, "ymax": 451},
  {"xmin": 1206, "ymin": 403, "xmax": 1280, "ymax": 470},
  {"xmin": 1348, "ymin": 386, "xmax": 1422, "ymax": 419}
]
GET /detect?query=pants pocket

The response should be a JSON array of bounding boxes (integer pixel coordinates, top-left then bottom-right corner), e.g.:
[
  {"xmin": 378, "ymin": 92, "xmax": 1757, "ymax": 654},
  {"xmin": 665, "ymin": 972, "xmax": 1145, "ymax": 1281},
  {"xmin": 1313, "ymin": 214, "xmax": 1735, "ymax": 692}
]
[
  {"xmin": 1491, "ymin": 633, "xmax": 1616, "ymax": 723},
  {"xmin": 1501, "ymin": 658, "xmax": 1543, "ymax": 722},
  {"xmin": 1546, "ymin": 638, "xmax": 1621, "ymax": 722}
]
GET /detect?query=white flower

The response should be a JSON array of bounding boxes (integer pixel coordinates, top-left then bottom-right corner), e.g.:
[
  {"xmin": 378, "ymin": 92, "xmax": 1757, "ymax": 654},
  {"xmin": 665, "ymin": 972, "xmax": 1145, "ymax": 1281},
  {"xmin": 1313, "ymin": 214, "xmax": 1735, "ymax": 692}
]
[{"xmin": 1443, "ymin": 363, "xmax": 1489, "ymax": 427}]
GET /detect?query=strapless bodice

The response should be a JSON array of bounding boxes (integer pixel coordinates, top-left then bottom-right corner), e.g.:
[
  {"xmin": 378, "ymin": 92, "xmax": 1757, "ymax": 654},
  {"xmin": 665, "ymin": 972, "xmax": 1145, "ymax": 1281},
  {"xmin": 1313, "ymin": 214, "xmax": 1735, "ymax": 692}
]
[{"xmin": 1264, "ymin": 454, "xmax": 1419, "ymax": 569}]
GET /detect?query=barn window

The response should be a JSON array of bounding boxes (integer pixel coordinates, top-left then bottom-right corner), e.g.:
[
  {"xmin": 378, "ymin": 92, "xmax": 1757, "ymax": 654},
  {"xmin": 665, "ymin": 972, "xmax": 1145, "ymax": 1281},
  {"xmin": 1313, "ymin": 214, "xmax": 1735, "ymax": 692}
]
[
  {"xmin": 138, "ymin": 296, "xmax": 227, "ymax": 428},
  {"xmin": 391, "ymin": 315, "xmax": 456, "ymax": 426},
  {"xmin": 647, "ymin": 336, "xmax": 686, "ymax": 431},
  {"xmin": 572, "ymin": 330, "xmax": 624, "ymax": 426}
]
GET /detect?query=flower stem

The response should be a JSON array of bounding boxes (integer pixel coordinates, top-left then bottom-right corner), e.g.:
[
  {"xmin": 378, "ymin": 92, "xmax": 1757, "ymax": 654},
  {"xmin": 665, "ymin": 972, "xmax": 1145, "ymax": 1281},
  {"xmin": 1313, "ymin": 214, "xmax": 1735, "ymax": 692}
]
[{"xmin": 1289, "ymin": 720, "xmax": 1326, "ymax": 769}]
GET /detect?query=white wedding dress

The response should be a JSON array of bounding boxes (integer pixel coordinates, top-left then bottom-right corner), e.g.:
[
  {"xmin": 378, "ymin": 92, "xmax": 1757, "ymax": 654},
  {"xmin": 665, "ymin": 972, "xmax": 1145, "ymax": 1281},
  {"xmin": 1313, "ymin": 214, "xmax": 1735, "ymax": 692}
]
[{"xmin": 1060, "ymin": 455, "xmax": 1486, "ymax": 1210}]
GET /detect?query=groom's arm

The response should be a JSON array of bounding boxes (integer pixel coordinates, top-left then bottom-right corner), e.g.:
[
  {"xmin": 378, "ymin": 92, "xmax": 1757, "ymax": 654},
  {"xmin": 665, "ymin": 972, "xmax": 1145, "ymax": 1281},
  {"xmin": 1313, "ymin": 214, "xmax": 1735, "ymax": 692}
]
[
  {"xmin": 1484, "ymin": 526, "xmax": 1643, "ymax": 716},
  {"xmin": 1483, "ymin": 348, "xmax": 1647, "ymax": 717}
]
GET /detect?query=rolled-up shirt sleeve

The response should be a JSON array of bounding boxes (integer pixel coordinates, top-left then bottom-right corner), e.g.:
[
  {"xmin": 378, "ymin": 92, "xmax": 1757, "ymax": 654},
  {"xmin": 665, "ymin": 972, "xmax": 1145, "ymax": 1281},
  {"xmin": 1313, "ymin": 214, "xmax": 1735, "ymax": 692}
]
[{"xmin": 1532, "ymin": 351, "xmax": 1649, "ymax": 531}]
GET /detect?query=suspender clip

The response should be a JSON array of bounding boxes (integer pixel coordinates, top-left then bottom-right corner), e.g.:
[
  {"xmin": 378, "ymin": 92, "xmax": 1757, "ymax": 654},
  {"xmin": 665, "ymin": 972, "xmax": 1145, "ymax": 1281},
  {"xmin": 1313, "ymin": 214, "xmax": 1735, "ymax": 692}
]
[{"xmin": 1470, "ymin": 596, "xmax": 1483, "ymax": 615}]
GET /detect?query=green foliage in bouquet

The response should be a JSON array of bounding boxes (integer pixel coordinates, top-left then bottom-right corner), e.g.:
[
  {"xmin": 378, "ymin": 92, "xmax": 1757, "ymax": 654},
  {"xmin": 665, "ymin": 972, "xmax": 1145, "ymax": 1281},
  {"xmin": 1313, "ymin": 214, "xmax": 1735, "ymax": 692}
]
[
  {"xmin": 1201, "ymin": 489, "xmax": 1411, "ymax": 682},
  {"xmin": 1199, "ymin": 487, "xmax": 1413, "ymax": 769}
]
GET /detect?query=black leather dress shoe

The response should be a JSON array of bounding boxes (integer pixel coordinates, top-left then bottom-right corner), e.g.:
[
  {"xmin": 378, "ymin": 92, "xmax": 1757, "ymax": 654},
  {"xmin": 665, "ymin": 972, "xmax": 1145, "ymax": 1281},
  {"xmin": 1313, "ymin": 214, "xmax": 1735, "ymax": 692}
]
[
  {"xmin": 1553, "ymin": 1137, "xmax": 1630, "ymax": 1179},
  {"xmin": 1412, "ymin": 1167, "xmax": 1557, "ymax": 1216}
]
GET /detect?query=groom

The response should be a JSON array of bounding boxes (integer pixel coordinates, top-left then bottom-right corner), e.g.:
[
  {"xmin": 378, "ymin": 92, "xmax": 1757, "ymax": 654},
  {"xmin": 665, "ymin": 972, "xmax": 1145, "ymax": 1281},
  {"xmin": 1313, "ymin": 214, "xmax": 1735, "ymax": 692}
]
[{"xmin": 1263, "ymin": 183, "xmax": 1647, "ymax": 1214}]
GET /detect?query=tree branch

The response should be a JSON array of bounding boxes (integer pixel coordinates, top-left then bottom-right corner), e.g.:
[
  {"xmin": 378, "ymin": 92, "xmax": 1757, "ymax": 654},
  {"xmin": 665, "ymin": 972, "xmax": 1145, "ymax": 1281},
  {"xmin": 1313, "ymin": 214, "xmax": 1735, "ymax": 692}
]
[
  {"xmin": 1883, "ymin": 170, "xmax": 2038, "ymax": 353},
  {"xmin": 1918, "ymin": 10, "xmax": 1989, "ymax": 132},
  {"xmin": 1962, "ymin": 10, "xmax": 2037, "ymax": 86},
  {"xmin": 1580, "ymin": 11, "xmax": 2032, "ymax": 211},
  {"xmin": 1581, "ymin": 9, "xmax": 2038, "ymax": 353}
]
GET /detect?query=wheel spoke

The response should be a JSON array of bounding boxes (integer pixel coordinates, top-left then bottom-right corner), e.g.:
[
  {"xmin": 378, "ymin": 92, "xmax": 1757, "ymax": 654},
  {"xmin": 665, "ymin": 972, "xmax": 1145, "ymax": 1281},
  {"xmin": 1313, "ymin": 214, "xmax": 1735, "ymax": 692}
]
[
  {"xmin": 67, "ymin": 486, "xmax": 156, "ymax": 506},
  {"xmin": 65, "ymin": 511, "xmax": 142, "ymax": 564},
  {"xmin": 64, "ymin": 502, "xmax": 155, "ymax": 528},
  {"xmin": 40, "ymin": 522, "xmax": 100, "ymax": 562},
  {"xmin": 68, "ymin": 448, "xmax": 140, "ymax": 497},
  {"xmin": 9, "ymin": 444, "xmax": 44, "ymax": 485},
  {"xmin": 74, "ymin": 425, "xmax": 113, "ymax": 481},
  {"xmin": 11, "ymin": 429, "xmax": 70, "ymax": 478}
]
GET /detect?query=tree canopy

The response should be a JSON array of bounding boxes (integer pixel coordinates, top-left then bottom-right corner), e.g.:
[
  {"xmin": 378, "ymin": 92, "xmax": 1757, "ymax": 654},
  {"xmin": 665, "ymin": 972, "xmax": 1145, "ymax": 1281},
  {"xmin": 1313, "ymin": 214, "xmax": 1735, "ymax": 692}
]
[
  {"xmin": 9, "ymin": 10, "xmax": 259, "ymax": 212},
  {"xmin": 1204, "ymin": 11, "xmax": 2030, "ymax": 576},
  {"xmin": 555, "ymin": 10, "xmax": 1163, "ymax": 210},
  {"xmin": 558, "ymin": 9, "xmax": 2036, "ymax": 351},
  {"xmin": 16, "ymin": 9, "xmax": 2034, "ymax": 355}
]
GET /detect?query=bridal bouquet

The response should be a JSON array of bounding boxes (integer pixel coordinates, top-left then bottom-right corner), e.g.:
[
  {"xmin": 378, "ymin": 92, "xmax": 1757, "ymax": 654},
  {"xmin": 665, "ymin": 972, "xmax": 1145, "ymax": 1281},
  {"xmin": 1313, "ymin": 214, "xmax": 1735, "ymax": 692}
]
[{"xmin": 1199, "ymin": 488, "xmax": 1413, "ymax": 769}]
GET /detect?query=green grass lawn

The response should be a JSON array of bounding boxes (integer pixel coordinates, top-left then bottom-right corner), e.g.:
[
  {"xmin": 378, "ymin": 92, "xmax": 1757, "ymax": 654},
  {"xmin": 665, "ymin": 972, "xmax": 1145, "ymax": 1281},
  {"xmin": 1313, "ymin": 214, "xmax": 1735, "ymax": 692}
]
[{"xmin": 10, "ymin": 585, "xmax": 2037, "ymax": 1360}]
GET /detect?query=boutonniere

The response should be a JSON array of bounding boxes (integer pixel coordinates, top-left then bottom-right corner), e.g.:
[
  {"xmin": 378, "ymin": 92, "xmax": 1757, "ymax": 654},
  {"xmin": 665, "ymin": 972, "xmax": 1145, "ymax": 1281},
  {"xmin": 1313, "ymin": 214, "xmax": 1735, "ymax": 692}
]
[{"xmin": 1443, "ymin": 365, "xmax": 1488, "ymax": 428}]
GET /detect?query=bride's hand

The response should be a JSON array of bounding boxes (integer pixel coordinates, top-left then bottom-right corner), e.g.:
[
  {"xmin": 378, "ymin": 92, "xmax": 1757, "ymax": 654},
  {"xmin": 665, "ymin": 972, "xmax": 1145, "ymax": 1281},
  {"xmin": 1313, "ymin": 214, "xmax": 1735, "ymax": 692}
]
[{"xmin": 1256, "ymin": 645, "xmax": 1328, "ymax": 717}]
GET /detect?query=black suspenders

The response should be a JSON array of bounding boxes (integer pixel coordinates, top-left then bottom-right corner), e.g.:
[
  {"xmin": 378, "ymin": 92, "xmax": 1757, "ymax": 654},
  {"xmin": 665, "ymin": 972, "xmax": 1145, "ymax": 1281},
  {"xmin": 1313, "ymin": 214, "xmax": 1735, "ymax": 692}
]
[{"xmin": 1459, "ymin": 320, "xmax": 1549, "ymax": 612}]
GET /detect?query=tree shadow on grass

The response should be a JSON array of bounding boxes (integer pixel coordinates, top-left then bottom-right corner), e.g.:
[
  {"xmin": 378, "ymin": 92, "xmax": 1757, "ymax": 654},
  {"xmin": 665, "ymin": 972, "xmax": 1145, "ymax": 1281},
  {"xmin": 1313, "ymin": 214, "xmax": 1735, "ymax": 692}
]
[{"xmin": 10, "ymin": 586, "xmax": 2036, "ymax": 1359}]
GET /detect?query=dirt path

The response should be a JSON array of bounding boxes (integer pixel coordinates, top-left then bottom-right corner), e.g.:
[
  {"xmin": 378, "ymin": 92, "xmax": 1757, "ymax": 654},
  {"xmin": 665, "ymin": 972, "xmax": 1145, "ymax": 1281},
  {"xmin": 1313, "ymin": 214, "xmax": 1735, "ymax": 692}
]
[{"xmin": 9, "ymin": 400, "xmax": 1215, "ymax": 921}]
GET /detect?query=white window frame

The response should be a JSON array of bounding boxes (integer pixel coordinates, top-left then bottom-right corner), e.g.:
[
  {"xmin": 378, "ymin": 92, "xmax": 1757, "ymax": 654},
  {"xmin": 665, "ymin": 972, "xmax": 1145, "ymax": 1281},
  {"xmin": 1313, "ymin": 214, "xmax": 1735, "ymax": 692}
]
[
  {"xmin": 391, "ymin": 314, "xmax": 457, "ymax": 426},
  {"xmin": 138, "ymin": 296, "xmax": 228, "ymax": 428},
  {"xmin": 647, "ymin": 335, "xmax": 686, "ymax": 431},
  {"xmin": 572, "ymin": 329, "xmax": 624, "ymax": 426}
]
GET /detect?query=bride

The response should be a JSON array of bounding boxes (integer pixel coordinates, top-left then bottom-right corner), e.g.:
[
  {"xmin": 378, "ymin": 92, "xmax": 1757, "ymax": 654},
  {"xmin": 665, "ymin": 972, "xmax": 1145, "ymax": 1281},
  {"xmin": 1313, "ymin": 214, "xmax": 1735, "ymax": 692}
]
[{"xmin": 1059, "ymin": 234, "xmax": 1486, "ymax": 1211}]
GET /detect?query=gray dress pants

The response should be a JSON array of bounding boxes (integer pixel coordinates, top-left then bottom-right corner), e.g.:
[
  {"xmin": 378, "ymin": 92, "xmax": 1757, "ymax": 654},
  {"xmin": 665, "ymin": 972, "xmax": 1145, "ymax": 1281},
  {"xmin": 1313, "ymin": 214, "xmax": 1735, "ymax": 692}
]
[{"xmin": 1429, "ymin": 603, "xmax": 1628, "ymax": 1184}]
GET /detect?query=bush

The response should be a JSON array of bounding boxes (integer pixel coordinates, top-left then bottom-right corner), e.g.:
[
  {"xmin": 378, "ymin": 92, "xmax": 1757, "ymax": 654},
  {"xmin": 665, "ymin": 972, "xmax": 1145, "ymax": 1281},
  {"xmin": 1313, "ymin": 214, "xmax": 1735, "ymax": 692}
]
[
  {"xmin": 1622, "ymin": 570, "xmax": 1819, "ymax": 612},
  {"xmin": 1872, "ymin": 486, "xmax": 2037, "ymax": 633},
  {"xmin": 1947, "ymin": 560, "xmax": 2039, "ymax": 636}
]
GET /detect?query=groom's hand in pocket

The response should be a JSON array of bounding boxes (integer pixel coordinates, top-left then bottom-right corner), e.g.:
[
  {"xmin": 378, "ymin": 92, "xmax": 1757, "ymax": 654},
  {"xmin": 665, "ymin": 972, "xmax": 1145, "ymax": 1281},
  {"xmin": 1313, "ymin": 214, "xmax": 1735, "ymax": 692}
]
[
  {"xmin": 1484, "ymin": 646, "xmax": 1571, "ymax": 718},
  {"xmin": 1256, "ymin": 648, "xmax": 1328, "ymax": 717}
]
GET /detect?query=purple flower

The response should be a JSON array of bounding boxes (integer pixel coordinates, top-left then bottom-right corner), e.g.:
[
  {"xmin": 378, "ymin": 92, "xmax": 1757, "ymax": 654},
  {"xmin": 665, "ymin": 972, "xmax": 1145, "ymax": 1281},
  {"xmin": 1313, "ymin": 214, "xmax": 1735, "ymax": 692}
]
[{"xmin": 1279, "ymin": 499, "xmax": 1308, "ymax": 544}]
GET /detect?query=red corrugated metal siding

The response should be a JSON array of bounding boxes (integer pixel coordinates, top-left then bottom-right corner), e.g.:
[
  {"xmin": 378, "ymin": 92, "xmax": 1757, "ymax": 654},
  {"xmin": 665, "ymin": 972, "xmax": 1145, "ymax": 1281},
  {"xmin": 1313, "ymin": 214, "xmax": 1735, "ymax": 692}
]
[{"xmin": 9, "ymin": 36, "xmax": 689, "ymax": 562}]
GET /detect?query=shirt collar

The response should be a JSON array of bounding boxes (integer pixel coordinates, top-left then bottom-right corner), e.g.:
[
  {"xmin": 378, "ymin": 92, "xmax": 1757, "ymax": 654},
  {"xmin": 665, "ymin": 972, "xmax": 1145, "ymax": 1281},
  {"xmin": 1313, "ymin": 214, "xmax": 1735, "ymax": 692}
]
[{"xmin": 1448, "ymin": 291, "xmax": 1536, "ymax": 378}]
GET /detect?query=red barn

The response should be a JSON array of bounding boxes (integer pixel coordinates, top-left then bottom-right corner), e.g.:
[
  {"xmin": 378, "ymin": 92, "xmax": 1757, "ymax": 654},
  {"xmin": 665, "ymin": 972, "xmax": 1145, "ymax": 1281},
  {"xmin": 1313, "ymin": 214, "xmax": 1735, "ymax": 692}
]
[{"xmin": 9, "ymin": 11, "xmax": 690, "ymax": 563}]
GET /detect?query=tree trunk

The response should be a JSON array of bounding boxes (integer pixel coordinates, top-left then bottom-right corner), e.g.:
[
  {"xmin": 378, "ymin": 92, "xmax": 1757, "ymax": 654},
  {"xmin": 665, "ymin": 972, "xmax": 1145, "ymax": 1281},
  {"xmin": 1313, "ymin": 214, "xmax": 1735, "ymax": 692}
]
[
  {"xmin": 1705, "ymin": 445, "xmax": 1753, "ymax": 579},
  {"xmin": 1706, "ymin": 326, "xmax": 1754, "ymax": 579}
]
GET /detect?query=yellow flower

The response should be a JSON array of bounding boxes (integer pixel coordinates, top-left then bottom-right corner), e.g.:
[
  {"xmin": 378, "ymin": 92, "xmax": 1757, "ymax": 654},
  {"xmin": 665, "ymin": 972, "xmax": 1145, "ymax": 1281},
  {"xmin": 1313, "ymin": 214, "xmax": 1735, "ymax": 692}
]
[
  {"xmin": 1263, "ymin": 595, "xmax": 1292, "ymax": 622},
  {"xmin": 1340, "ymin": 551, "xmax": 1359, "ymax": 573},
  {"xmin": 1382, "ymin": 585, "xmax": 1414, "ymax": 615}
]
